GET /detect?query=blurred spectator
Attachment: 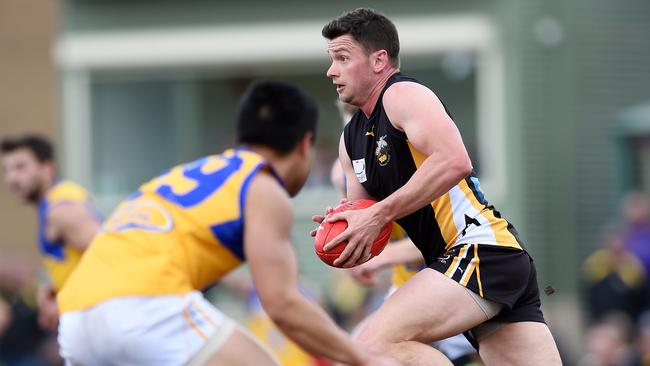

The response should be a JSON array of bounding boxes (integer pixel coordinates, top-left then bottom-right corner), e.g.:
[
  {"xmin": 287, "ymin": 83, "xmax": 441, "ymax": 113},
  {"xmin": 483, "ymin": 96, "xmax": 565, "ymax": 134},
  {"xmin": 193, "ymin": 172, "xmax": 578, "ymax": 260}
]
[
  {"xmin": 583, "ymin": 227, "xmax": 648, "ymax": 323},
  {"xmin": 622, "ymin": 191, "xmax": 650, "ymax": 278},
  {"xmin": 0, "ymin": 252, "xmax": 62, "ymax": 366},
  {"xmin": 578, "ymin": 313, "xmax": 637, "ymax": 366},
  {"xmin": 635, "ymin": 311, "xmax": 650, "ymax": 366}
]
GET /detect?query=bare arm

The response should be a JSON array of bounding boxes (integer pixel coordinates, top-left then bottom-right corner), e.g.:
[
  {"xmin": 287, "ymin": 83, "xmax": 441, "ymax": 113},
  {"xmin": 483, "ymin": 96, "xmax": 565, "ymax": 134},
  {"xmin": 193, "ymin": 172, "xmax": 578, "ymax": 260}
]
[
  {"xmin": 245, "ymin": 172, "xmax": 369, "ymax": 365},
  {"xmin": 47, "ymin": 202, "xmax": 100, "ymax": 251},
  {"xmin": 377, "ymin": 81, "xmax": 472, "ymax": 221}
]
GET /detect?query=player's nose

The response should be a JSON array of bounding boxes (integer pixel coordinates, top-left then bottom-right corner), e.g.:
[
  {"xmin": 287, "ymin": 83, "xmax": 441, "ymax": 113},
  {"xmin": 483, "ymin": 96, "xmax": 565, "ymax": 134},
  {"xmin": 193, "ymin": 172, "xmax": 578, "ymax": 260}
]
[{"xmin": 326, "ymin": 63, "xmax": 338, "ymax": 78}]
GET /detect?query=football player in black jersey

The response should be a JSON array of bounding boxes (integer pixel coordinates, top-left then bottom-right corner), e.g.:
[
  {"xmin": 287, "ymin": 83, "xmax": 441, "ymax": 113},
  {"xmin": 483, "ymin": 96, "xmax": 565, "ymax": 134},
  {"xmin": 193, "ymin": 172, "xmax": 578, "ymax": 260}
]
[{"xmin": 312, "ymin": 8, "xmax": 562, "ymax": 366}]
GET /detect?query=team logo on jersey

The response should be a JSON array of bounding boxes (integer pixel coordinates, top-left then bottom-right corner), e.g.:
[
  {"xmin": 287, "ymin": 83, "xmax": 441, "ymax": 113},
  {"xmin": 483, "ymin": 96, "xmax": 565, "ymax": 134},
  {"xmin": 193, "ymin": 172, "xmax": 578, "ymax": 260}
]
[
  {"xmin": 375, "ymin": 135, "xmax": 390, "ymax": 166},
  {"xmin": 102, "ymin": 199, "xmax": 174, "ymax": 233},
  {"xmin": 352, "ymin": 158, "xmax": 367, "ymax": 183},
  {"xmin": 365, "ymin": 125, "xmax": 375, "ymax": 137}
]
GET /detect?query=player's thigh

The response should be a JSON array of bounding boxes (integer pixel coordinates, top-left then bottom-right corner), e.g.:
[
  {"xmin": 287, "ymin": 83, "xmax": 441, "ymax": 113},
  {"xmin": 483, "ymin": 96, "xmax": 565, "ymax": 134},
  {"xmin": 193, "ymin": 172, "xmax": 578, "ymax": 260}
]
[
  {"xmin": 478, "ymin": 321, "xmax": 561, "ymax": 366},
  {"xmin": 360, "ymin": 268, "xmax": 487, "ymax": 345},
  {"xmin": 198, "ymin": 327, "xmax": 280, "ymax": 366}
]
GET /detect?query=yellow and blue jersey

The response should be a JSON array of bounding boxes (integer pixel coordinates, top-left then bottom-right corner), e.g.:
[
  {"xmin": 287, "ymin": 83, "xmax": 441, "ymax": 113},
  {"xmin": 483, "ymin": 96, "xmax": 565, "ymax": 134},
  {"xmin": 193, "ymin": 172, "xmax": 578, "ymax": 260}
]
[
  {"xmin": 38, "ymin": 180, "xmax": 98, "ymax": 293},
  {"xmin": 58, "ymin": 148, "xmax": 280, "ymax": 313}
]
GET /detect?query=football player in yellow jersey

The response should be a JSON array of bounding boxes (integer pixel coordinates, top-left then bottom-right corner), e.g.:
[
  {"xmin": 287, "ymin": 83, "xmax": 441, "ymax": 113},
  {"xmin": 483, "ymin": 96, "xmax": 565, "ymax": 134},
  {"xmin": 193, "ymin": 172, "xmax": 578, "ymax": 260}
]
[
  {"xmin": 1, "ymin": 135, "xmax": 100, "ymax": 332},
  {"xmin": 56, "ymin": 81, "xmax": 397, "ymax": 366}
]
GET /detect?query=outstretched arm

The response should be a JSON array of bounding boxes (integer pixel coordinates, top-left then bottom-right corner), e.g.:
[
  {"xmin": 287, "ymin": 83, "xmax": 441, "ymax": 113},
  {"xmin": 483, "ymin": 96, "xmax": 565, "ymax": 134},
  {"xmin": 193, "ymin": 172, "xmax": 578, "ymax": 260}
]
[{"xmin": 244, "ymin": 171, "xmax": 392, "ymax": 366}]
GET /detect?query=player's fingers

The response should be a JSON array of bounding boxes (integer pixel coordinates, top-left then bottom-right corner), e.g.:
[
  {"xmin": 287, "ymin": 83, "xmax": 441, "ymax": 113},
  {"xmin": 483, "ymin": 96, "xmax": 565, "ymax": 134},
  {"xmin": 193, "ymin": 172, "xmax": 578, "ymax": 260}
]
[
  {"xmin": 359, "ymin": 245, "xmax": 373, "ymax": 265},
  {"xmin": 325, "ymin": 205, "xmax": 334, "ymax": 214},
  {"xmin": 311, "ymin": 214, "xmax": 325, "ymax": 223},
  {"xmin": 325, "ymin": 211, "xmax": 347, "ymax": 223},
  {"xmin": 323, "ymin": 231, "xmax": 349, "ymax": 252},
  {"xmin": 339, "ymin": 240, "xmax": 365, "ymax": 268},
  {"xmin": 339, "ymin": 198, "xmax": 349, "ymax": 204},
  {"xmin": 332, "ymin": 238, "xmax": 357, "ymax": 264},
  {"xmin": 309, "ymin": 228, "xmax": 317, "ymax": 237}
]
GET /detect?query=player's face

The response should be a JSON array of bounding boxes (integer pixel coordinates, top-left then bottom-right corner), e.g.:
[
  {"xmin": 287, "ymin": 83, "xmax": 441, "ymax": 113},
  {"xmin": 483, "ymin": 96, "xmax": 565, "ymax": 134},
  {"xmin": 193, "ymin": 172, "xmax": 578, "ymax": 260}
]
[
  {"xmin": 326, "ymin": 35, "xmax": 374, "ymax": 106},
  {"xmin": 1, "ymin": 148, "xmax": 47, "ymax": 203}
]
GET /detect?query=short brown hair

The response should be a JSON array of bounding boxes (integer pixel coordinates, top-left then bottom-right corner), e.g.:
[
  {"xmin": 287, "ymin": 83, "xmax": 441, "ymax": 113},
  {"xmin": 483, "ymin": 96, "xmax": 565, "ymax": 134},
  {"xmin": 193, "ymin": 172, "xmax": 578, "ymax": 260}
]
[{"xmin": 322, "ymin": 8, "xmax": 400, "ymax": 67}]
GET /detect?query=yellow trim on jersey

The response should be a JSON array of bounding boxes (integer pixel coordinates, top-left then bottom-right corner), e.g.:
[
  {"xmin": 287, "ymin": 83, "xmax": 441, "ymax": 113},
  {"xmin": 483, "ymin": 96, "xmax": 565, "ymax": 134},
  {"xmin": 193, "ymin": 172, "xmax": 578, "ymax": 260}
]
[
  {"xmin": 406, "ymin": 143, "xmax": 459, "ymax": 246},
  {"xmin": 457, "ymin": 180, "xmax": 521, "ymax": 250},
  {"xmin": 407, "ymin": 141, "xmax": 521, "ymax": 250},
  {"xmin": 444, "ymin": 245, "xmax": 469, "ymax": 277},
  {"xmin": 460, "ymin": 244, "xmax": 479, "ymax": 286}
]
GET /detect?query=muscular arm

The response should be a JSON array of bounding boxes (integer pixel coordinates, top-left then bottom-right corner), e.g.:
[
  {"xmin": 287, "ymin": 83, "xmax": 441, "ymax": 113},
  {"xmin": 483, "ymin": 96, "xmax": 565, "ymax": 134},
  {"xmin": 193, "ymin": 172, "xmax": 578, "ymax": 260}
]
[
  {"xmin": 47, "ymin": 202, "xmax": 100, "ymax": 251},
  {"xmin": 244, "ymin": 172, "xmax": 367, "ymax": 365},
  {"xmin": 377, "ymin": 81, "xmax": 472, "ymax": 221},
  {"xmin": 325, "ymin": 82, "xmax": 472, "ymax": 267}
]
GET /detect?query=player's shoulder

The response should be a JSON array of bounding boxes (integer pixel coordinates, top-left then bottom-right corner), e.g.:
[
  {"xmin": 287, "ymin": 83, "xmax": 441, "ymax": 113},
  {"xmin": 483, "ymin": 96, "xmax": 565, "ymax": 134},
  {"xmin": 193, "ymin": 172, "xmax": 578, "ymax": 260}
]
[
  {"xmin": 246, "ymin": 168, "xmax": 291, "ymax": 212},
  {"xmin": 47, "ymin": 180, "xmax": 90, "ymax": 203},
  {"xmin": 383, "ymin": 79, "xmax": 437, "ymax": 106}
]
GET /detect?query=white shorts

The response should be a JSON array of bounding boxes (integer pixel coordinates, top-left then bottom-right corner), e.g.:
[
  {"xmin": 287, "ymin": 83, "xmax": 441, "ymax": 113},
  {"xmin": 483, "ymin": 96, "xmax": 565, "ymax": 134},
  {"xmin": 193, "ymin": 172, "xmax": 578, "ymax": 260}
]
[{"xmin": 59, "ymin": 291, "xmax": 235, "ymax": 366}]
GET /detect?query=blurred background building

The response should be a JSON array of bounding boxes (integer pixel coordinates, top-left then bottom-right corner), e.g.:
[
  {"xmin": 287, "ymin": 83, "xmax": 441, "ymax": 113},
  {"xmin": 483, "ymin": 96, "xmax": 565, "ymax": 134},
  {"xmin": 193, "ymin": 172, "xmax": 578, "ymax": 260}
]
[{"xmin": 2, "ymin": 0, "xmax": 650, "ymax": 363}]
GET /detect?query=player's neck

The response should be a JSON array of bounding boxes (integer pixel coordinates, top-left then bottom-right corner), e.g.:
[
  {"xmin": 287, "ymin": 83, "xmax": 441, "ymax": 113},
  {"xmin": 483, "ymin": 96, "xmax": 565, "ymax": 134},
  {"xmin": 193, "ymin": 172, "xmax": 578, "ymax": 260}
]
[
  {"xmin": 360, "ymin": 69, "xmax": 398, "ymax": 117},
  {"xmin": 39, "ymin": 175, "xmax": 56, "ymax": 200},
  {"xmin": 246, "ymin": 145, "xmax": 291, "ymax": 183}
]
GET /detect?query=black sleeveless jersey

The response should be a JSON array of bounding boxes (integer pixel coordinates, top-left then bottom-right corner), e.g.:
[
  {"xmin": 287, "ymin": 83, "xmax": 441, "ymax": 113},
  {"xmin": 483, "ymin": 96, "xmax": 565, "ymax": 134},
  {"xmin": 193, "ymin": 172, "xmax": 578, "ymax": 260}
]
[{"xmin": 343, "ymin": 73, "xmax": 522, "ymax": 264}]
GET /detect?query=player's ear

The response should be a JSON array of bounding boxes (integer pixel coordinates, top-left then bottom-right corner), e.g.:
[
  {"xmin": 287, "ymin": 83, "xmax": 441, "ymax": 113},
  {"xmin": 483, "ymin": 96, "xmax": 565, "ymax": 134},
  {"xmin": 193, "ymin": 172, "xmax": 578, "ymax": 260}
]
[
  {"xmin": 42, "ymin": 161, "xmax": 55, "ymax": 179},
  {"xmin": 371, "ymin": 49, "xmax": 389, "ymax": 73}
]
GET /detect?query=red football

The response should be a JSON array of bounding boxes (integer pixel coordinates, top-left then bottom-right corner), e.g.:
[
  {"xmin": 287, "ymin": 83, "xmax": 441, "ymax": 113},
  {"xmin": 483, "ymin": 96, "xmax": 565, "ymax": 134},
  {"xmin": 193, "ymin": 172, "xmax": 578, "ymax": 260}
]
[{"xmin": 314, "ymin": 199, "xmax": 392, "ymax": 267}]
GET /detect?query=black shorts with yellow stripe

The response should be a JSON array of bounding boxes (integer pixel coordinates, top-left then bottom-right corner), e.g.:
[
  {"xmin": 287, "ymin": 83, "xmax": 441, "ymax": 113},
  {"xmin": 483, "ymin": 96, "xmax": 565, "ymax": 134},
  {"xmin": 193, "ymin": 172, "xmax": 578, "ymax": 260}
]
[{"xmin": 429, "ymin": 243, "xmax": 545, "ymax": 325}]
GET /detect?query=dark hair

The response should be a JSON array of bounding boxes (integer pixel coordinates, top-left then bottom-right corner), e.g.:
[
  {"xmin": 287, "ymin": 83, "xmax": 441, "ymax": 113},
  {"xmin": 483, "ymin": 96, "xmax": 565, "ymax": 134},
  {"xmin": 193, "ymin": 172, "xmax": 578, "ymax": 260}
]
[
  {"xmin": 0, "ymin": 134, "xmax": 54, "ymax": 162},
  {"xmin": 322, "ymin": 8, "xmax": 400, "ymax": 67},
  {"xmin": 236, "ymin": 81, "xmax": 318, "ymax": 154}
]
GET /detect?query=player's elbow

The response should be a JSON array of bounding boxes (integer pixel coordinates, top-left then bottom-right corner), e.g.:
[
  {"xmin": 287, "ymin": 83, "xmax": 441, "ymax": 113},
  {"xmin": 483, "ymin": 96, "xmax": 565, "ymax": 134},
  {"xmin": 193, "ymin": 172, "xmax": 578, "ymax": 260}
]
[
  {"xmin": 450, "ymin": 155, "xmax": 473, "ymax": 180},
  {"xmin": 263, "ymin": 290, "xmax": 299, "ymax": 326}
]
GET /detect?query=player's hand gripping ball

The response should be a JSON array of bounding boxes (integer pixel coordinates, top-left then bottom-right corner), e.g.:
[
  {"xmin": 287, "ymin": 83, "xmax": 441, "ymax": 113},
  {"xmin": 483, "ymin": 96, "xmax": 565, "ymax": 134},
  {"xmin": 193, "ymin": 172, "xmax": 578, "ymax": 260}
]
[{"xmin": 314, "ymin": 199, "xmax": 392, "ymax": 267}]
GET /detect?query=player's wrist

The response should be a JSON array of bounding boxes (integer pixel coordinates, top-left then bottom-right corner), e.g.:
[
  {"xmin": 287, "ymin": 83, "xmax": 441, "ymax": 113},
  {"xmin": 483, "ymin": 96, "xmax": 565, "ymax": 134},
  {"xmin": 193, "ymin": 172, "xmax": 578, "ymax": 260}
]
[{"xmin": 374, "ymin": 199, "xmax": 397, "ymax": 225}]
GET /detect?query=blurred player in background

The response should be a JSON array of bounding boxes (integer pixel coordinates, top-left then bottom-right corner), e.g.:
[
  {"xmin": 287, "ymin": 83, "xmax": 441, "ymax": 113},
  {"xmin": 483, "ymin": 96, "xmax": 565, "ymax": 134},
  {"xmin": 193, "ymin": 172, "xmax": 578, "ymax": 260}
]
[
  {"xmin": 57, "ymin": 81, "xmax": 397, "ymax": 366},
  {"xmin": 218, "ymin": 272, "xmax": 332, "ymax": 366},
  {"xmin": 1, "ymin": 135, "xmax": 100, "ymax": 332},
  {"xmin": 331, "ymin": 101, "xmax": 480, "ymax": 365},
  {"xmin": 315, "ymin": 8, "xmax": 562, "ymax": 365}
]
